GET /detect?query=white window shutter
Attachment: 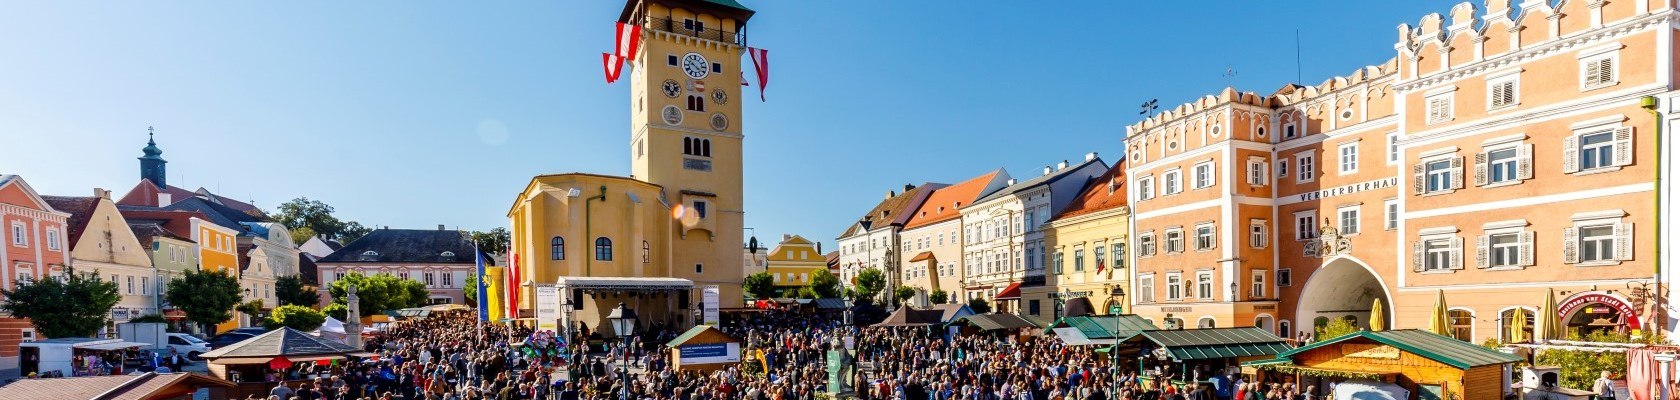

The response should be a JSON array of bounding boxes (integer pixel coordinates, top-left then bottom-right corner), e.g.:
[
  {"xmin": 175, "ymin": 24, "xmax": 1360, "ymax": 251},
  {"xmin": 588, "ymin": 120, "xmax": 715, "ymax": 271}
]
[
  {"xmin": 1449, "ymin": 156, "xmax": 1465, "ymax": 190},
  {"xmin": 1474, "ymin": 152, "xmax": 1489, "ymax": 186},
  {"xmin": 1563, "ymin": 134, "xmax": 1580, "ymax": 173},
  {"xmin": 1475, "ymin": 234, "xmax": 1489, "ymax": 269},
  {"xmin": 1413, "ymin": 164, "xmax": 1426, "ymax": 195},
  {"xmin": 1519, "ymin": 230, "xmax": 1535, "ymax": 266},
  {"xmin": 1412, "ymin": 241, "xmax": 1425, "ymax": 272},
  {"xmin": 1613, "ymin": 126, "xmax": 1634, "ymax": 167},
  {"xmin": 1585, "ymin": 60, "xmax": 1602, "ymax": 86},
  {"xmin": 1449, "ymin": 236, "xmax": 1465, "ymax": 270},
  {"xmin": 1563, "ymin": 227, "xmax": 1579, "ymax": 264},
  {"xmin": 1615, "ymin": 221, "xmax": 1634, "ymax": 261},
  {"xmin": 1517, "ymin": 143, "xmax": 1534, "ymax": 180},
  {"xmin": 1598, "ymin": 58, "xmax": 1615, "ymax": 85}
]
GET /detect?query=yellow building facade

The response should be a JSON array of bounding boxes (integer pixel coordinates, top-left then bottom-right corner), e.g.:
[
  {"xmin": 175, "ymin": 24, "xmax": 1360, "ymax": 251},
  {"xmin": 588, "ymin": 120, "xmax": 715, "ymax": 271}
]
[
  {"xmin": 1026, "ymin": 163, "xmax": 1131, "ymax": 327},
  {"xmin": 764, "ymin": 235, "xmax": 825, "ymax": 288},
  {"xmin": 505, "ymin": 0, "xmax": 753, "ymax": 334}
]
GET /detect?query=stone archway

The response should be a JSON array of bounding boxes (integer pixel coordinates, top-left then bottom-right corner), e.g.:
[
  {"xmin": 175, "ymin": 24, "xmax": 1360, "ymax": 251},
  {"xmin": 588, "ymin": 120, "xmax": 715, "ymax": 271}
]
[{"xmin": 1295, "ymin": 256, "xmax": 1392, "ymax": 334}]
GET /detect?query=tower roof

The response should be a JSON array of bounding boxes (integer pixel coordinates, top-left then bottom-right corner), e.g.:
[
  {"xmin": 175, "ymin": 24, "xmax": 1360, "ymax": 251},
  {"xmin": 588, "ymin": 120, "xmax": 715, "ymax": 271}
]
[
  {"xmin": 620, "ymin": 0, "xmax": 755, "ymax": 25},
  {"xmin": 140, "ymin": 127, "xmax": 165, "ymax": 160}
]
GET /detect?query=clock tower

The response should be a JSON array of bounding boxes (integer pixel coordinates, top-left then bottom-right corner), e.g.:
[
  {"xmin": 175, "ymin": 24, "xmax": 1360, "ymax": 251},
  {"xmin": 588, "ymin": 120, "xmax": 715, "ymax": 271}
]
[{"xmin": 623, "ymin": 0, "xmax": 754, "ymax": 308}]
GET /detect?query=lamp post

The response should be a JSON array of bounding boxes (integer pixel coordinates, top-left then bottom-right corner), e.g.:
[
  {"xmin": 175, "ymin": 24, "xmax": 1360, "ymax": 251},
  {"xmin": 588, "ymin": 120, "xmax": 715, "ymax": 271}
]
[
  {"xmin": 607, "ymin": 302, "xmax": 638, "ymax": 400},
  {"xmin": 1110, "ymin": 286, "xmax": 1126, "ymax": 400}
]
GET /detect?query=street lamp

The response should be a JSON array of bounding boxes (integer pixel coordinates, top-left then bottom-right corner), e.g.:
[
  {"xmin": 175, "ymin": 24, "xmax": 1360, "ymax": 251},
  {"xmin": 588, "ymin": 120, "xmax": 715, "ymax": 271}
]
[
  {"xmin": 607, "ymin": 302, "xmax": 638, "ymax": 400},
  {"xmin": 1110, "ymin": 286, "xmax": 1126, "ymax": 400}
]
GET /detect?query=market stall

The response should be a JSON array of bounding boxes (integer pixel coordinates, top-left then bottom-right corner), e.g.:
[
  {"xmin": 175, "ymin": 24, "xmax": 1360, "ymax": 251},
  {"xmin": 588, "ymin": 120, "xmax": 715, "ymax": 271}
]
[
  {"xmin": 1244, "ymin": 329, "xmax": 1521, "ymax": 400},
  {"xmin": 1121, "ymin": 327, "xmax": 1293, "ymax": 388},
  {"xmin": 665, "ymin": 325, "xmax": 741, "ymax": 372},
  {"xmin": 199, "ymin": 327, "xmax": 375, "ymax": 398},
  {"xmin": 1044, "ymin": 315, "xmax": 1158, "ymax": 346},
  {"xmin": 948, "ymin": 313, "xmax": 1039, "ymax": 340}
]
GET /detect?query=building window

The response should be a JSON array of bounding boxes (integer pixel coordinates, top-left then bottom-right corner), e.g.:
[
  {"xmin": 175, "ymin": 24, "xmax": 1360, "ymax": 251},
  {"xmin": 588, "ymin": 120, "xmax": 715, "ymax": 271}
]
[
  {"xmin": 1028, "ymin": 300, "xmax": 1040, "ymax": 315},
  {"xmin": 1112, "ymin": 243, "xmax": 1126, "ymax": 269},
  {"xmin": 1567, "ymin": 128, "xmax": 1632, "ymax": 173},
  {"xmin": 45, "ymin": 229, "xmax": 59, "ymax": 251},
  {"xmin": 1294, "ymin": 212, "xmax": 1317, "ymax": 240},
  {"xmin": 1196, "ymin": 271, "xmax": 1213, "ymax": 300},
  {"xmin": 1416, "ymin": 156, "xmax": 1461, "ymax": 195},
  {"xmin": 594, "ymin": 237, "xmax": 613, "ymax": 261},
  {"xmin": 1386, "ymin": 132, "xmax": 1400, "ymax": 164},
  {"xmin": 1073, "ymin": 248, "xmax": 1085, "ymax": 272},
  {"xmin": 1137, "ymin": 176, "xmax": 1155, "ymax": 200},
  {"xmin": 1297, "ymin": 152, "xmax": 1315, "ymax": 182},
  {"xmin": 693, "ymin": 201, "xmax": 708, "ymax": 219},
  {"xmin": 1166, "ymin": 273, "xmax": 1182, "ymax": 301},
  {"xmin": 1500, "ymin": 308, "xmax": 1536, "ymax": 343},
  {"xmin": 1093, "ymin": 245, "xmax": 1106, "ymax": 270},
  {"xmin": 1448, "ymin": 309, "xmax": 1474, "ymax": 342},
  {"xmin": 1415, "ymin": 236, "xmax": 1461, "ymax": 272},
  {"xmin": 1193, "ymin": 162, "xmax": 1214, "ymax": 189},
  {"xmin": 544, "ymin": 236, "xmax": 565, "ymax": 260},
  {"xmin": 1479, "ymin": 143, "xmax": 1530, "ymax": 186},
  {"xmin": 11, "ymin": 222, "xmax": 26, "ymax": 247},
  {"xmin": 423, "ymin": 271, "xmax": 436, "ymax": 287},
  {"xmin": 642, "ymin": 241, "xmax": 651, "ymax": 263},
  {"xmin": 1277, "ymin": 159, "xmax": 1289, "ymax": 179},
  {"xmin": 1285, "ymin": 124, "xmax": 1297, "ymax": 138},
  {"xmin": 1578, "ymin": 224, "xmax": 1616, "ymax": 263},
  {"xmin": 1138, "ymin": 232, "xmax": 1156, "ymax": 257},
  {"xmin": 1385, "ymin": 200, "xmax": 1400, "ymax": 230},
  {"xmin": 1194, "ymin": 223, "xmax": 1214, "ymax": 251},
  {"xmin": 1251, "ymin": 269, "xmax": 1266, "ymax": 299},
  {"xmin": 1277, "ymin": 268, "xmax": 1292, "ymax": 287},
  {"xmin": 1138, "ymin": 274, "xmax": 1155, "ymax": 303},
  {"xmin": 1485, "ymin": 231, "xmax": 1526, "ymax": 268},
  {"xmin": 1249, "ymin": 220, "xmax": 1267, "ymax": 248},
  {"xmin": 667, "ymin": 54, "xmax": 678, "ymax": 66},
  {"xmin": 695, "ymin": 264, "xmax": 703, "ymax": 273},
  {"xmin": 1338, "ymin": 206, "xmax": 1359, "ymax": 235},
  {"xmin": 1164, "ymin": 229, "xmax": 1184, "ymax": 253},
  {"xmin": 1338, "ymin": 142, "xmax": 1359, "ymax": 175},
  {"xmin": 682, "ymin": 137, "xmax": 712, "ymax": 157},
  {"xmin": 686, "ymin": 95, "xmax": 706, "ymax": 111},
  {"xmin": 1247, "ymin": 159, "xmax": 1267, "ymax": 186},
  {"xmin": 1052, "ymin": 252, "xmax": 1064, "ymax": 274},
  {"xmin": 1581, "ymin": 52, "xmax": 1617, "ymax": 90},
  {"xmin": 1162, "ymin": 170, "xmax": 1181, "ymax": 195},
  {"xmin": 127, "ymin": 276, "xmax": 135, "ymax": 295},
  {"xmin": 1488, "ymin": 74, "xmax": 1518, "ymax": 109},
  {"xmin": 1426, "ymin": 93, "xmax": 1453, "ymax": 125}
]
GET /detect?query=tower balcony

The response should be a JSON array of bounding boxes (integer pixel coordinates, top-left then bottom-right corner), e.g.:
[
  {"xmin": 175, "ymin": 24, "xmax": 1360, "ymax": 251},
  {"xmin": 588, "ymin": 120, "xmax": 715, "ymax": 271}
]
[{"xmin": 645, "ymin": 17, "xmax": 746, "ymax": 46}]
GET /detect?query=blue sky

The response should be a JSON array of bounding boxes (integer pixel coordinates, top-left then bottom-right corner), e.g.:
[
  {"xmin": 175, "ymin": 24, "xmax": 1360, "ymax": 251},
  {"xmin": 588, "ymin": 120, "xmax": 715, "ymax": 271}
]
[{"xmin": 1, "ymin": 1, "xmax": 1465, "ymax": 248}]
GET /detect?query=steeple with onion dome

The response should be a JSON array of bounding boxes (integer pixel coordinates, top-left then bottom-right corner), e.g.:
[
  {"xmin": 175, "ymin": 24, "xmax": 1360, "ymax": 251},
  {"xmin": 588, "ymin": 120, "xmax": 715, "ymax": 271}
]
[{"xmin": 139, "ymin": 126, "xmax": 167, "ymax": 187}]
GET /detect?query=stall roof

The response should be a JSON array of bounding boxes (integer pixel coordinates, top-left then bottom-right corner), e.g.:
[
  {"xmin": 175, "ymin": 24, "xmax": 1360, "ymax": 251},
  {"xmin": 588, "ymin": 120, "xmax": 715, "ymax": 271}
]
[
  {"xmin": 0, "ymin": 372, "xmax": 234, "ymax": 400},
  {"xmin": 1131, "ymin": 327, "xmax": 1293, "ymax": 361},
  {"xmin": 950, "ymin": 314, "xmax": 1037, "ymax": 331},
  {"xmin": 199, "ymin": 327, "xmax": 363, "ymax": 360},
  {"xmin": 555, "ymin": 276, "xmax": 693, "ymax": 291},
  {"xmin": 80, "ymin": 341, "xmax": 152, "ymax": 350},
  {"xmin": 1259, "ymin": 329, "xmax": 1521, "ymax": 369},
  {"xmin": 666, "ymin": 325, "xmax": 738, "ymax": 347},
  {"xmin": 813, "ymin": 298, "xmax": 848, "ymax": 310},
  {"xmin": 873, "ymin": 306, "xmax": 944, "ymax": 327},
  {"xmin": 1045, "ymin": 315, "xmax": 1158, "ymax": 340}
]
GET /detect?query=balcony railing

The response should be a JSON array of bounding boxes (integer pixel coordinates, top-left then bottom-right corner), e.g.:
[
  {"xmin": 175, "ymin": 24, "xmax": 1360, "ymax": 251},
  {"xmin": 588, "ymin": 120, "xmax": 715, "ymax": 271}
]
[{"xmin": 645, "ymin": 17, "xmax": 746, "ymax": 46}]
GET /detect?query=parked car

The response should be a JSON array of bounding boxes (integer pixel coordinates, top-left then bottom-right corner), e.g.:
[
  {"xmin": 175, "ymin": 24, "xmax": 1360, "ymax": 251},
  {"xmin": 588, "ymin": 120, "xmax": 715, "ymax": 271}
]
[
  {"xmin": 206, "ymin": 332, "xmax": 256, "ymax": 349},
  {"xmin": 165, "ymin": 333, "xmax": 211, "ymax": 360}
]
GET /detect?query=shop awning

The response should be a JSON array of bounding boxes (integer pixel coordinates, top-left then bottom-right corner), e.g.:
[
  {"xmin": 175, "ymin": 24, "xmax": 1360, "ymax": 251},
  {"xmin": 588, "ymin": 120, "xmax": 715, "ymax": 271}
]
[
  {"xmin": 1134, "ymin": 327, "xmax": 1293, "ymax": 361},
  {"xmin": 949, "ymin": 314, "xmax": 1037, "ymax": 331},
  {"xmin": 1044, "ymin": 315, "xmax": 1158, "ymax": 341},
  {"xmin": 994, "ymin": 282, "xmax": 1023, "ymax": 300},
  {"xmin": 75, "ymin": 341, "xmax": 151, "ymax": 351},
  {"xmin": 813, "ymin": 298, "xmax": 848, "ymax": 310}
]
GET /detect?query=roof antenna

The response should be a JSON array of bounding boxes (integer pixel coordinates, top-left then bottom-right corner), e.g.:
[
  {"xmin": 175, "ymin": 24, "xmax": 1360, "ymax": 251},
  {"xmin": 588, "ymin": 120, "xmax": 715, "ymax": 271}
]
[{"xmin": 1294, "ymin": 29, "xmax": 1303, "ymax": 84}]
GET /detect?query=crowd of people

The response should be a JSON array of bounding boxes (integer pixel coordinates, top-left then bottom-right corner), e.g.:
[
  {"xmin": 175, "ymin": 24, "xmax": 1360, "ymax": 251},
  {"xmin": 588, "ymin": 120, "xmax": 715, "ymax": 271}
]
[{"xmin": 235, "ymin": 308, "xmax": 1325, "ymax": 400}]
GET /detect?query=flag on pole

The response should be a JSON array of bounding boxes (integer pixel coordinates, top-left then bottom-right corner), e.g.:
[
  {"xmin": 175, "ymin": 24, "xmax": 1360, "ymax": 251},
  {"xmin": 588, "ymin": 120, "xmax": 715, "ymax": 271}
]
[
  {"xmin": 506, "ymin": 252, "xmax": 521, "ymax": 319},
  {"xmin": 747, "ymin": 47, "xmax": 769, "ymax": 101},
  {"xmin": 603, "ymin": 53, "xmax": 627, "ymax": 83},
  {"xmin": 615, "ymin": 22, "xmax": 643, "ymax": 61},
  {"xmin": 475, "ymin": 242, "xmax": 489, "ymax": 323}
]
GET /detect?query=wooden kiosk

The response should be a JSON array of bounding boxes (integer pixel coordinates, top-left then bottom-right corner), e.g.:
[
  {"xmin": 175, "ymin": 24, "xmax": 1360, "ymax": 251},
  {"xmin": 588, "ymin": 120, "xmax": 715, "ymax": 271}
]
[
  {"xmin": 1245, "ymin": 329, "xmax": 1521, "ymax": 400},
  {"xmin": 666, "ymin": 325, "xmax": 741, "ymax": 372}
]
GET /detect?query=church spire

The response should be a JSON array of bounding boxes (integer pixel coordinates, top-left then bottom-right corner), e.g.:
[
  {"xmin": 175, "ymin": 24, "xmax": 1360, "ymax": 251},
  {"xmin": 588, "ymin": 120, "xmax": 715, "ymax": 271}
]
[{"xmin": 139, "ymin": 126, "xmax": 167, "ymax": 187}]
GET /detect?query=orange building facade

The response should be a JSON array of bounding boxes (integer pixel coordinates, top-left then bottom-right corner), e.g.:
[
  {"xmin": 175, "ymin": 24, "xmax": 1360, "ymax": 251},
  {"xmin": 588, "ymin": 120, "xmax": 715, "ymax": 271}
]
[
  {"xmin": 1127, "ymin": 0, "xmax": 1676, "ymax": 343},
  {"xmin": 0, "ymin": 175, "xmax": 71, "ymax": 372}
]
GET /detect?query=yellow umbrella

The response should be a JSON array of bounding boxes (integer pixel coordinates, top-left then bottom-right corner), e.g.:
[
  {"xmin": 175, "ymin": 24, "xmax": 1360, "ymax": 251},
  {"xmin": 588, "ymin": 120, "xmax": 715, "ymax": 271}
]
[
  {"xmin": 1427, "ymin": 289, "xmax": 1451, "ymax": 336},
  {"xmin": 1369, "ymin": 298, "xmax": 1385, "ymax": 331},
  {"xmin": 1535, "ymin": 288, "xmax": 1561, "ymax": 342},
  {"xmin": 1509, "ymin": 307, "xmax": 1528, "ymax": 343}
]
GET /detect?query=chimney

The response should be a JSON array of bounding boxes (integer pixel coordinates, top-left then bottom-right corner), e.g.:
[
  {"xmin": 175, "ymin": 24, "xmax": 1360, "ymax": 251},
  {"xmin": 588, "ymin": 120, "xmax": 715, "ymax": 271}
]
[
  {"xmin": 1057, "ymin": 160, "xmax": 1069, "ymax": 171},
  {"xmin": 783, "ymin": 234, "xmax": 793, "ymax": 241},
  {"xmin": 156, "ymin": 192, "xmax": 172, "ymax": 206},
  {"xmin": 93, "ymin": 188, "xmax": 110, "ymax": 200},
  {"xmin": 1042, "ymin": 166, "xmax": 1052, "ymax": 176},
  {"xmin": 885, "ymin": 190, "xmax": 896, "ymax": 200},
  {"xmin": 1085, "ymin": 152, "xmax": 1098, "ymax": 162},
  {"xmin": 1006, "ymin": 178, "xmax": 1017, "ymax": 186},
  {"xmin": 438, "ymin": 224, "xmax": 446, "ymax": 231},
  {"xmin": 903, "ymin": 183, "xmax": 915, "ymax": 192},
  {"xmin": 816, "ymin": 242, "xmax": 823, "ymax": 253}
]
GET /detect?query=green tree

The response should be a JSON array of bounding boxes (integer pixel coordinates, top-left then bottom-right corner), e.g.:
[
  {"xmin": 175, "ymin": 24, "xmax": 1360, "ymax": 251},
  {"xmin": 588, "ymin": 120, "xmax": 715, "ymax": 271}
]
[
  {"xmin": 743, "ymin": 272, "xmax": 774, "ymax": 300},
  {"xmin": 796, "ymin": 287, "xmax": 820, "ymax": 299},
  {"xmin": 274, "ymin": 198, "xmax": 373, "ymax": 245},
  {"xmin": 808, "ymin": 269, "xmax": 841, "ymax": 298},
  {"xmin": 966, "ymin": 298, "xmax": 992, "ymax": 314},
  {"xmin": 1536, "ymin": 330, "xmax": 1653, "ymax": 390},
  {"xmin": 166, "ymin": 269, "xmax": 242, "ymax": 334},
  {"xmin": 853, "ymin": 268, "xmax": 886, "ymax": 302},
  {"xmin": 893, "ymin": 286, "xmax": 916, "ymax": 304},
  {"xmin": 0, "ymin": 267, "xmax": 121, "ymax": 338},
  {"xmin": 327, "ymin": 272, "xmax": 428, "ymax": 313},
  {"xmin": 470, "ymin": 228, "xmax": 511, "ymax": 255},
  {"xmin": 463, "ymin": 274, "xmax": 478, "ymax": 304},
  {"xmin": 339, "ymin": 222, "xmax": 372, "ymax": 244},
  {"xmin": 274, "ymin": 275, "xmax": 319, "ymax": 307},
  {"xmin": 263, "ymin": 305, "xmax": 327, "ymax": 331},
  {"xmin": 322, "ymin": 303, "xmax": 348, "ymax": 320},
  {"xmin": 929, "ymin": 290, "xmax": 949, "ymax": 305},
  {"xmin": 235, "ymin": 299, "xmax": 265, "ymax": 319},
  {"xmin": 1315, "ymin": 317, "xmax": 1360, "ymax": 340}
]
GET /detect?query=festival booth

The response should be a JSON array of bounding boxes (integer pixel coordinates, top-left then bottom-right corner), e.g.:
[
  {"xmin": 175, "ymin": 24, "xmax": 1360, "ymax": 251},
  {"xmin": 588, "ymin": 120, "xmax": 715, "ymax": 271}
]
[
  {"xmin": 1044, "ymin": 315, "xmax": 1159, "ymax": 347},
  {"xmin": 198, "ymin": 327, "xmax": 375, "ymax": 399},
  {"xmin": 665, "ymin": 325, "xmax": 741, "ymax": 372},
  {"xmin": 1244, "ymin": 329, "xmax": 1521, "ymax": 400},
  {"xmin": 313, "ymin": 316, "xmax": 379, "ymax": 344},
  {"xmin": 948, "ymin": 313, "xmax": 1039, "ymax": 340},
  {"xmin": 1120, "ymin": 327, "xmax": 1293, "ymax": 388},
  {"xmin": 0, "ymin": 371, "xmax": 236, "ymax": 399},
  {"xmin": 872, "ymin": 306, "xmax": 944, "ymax": 330},
  {"xmin": 18, "ymin": 337, "xmax": 152, "ymax": 377}
]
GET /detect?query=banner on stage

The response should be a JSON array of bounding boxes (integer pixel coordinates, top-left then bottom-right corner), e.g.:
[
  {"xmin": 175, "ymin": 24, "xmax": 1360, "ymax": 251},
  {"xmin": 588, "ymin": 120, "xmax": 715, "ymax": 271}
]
[
  {"xmin": 535, "ymin": 286, "xmax": 560, "ymax": 332},
  {"xmin": 703, "ymin": 285, "xmax": 720, "ymax": 325},
  {"xmin": 677, "ymin": 342, "xmax": 739, "ymax": 365}
]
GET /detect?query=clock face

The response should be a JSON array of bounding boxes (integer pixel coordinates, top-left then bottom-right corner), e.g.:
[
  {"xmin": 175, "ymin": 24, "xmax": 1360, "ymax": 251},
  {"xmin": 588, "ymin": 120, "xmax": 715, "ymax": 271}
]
[
  {"xmin": 661, "ymin": 80, "xmax": 682, "ymax": 98},
  {"xmin": 712, "ymin": 89, "xmax": 727, "ymax": 104},
  {"xmin": 661, "ymin": 105, "xmax": 683, "ymax": 126},
  {"xmin": 681, "ymin": 53, "xmax": 709, "ymax": 79}
]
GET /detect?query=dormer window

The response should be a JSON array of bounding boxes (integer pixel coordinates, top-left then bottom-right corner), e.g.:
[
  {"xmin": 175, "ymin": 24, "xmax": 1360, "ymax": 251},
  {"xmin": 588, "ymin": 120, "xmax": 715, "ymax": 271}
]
[
  {"xmin": 359, "ymin": 250, "xmax": 379, "ymax": 261},
  {"xmin": 440, "ymin": 251, "xmax": 456, "ymax": 258}
]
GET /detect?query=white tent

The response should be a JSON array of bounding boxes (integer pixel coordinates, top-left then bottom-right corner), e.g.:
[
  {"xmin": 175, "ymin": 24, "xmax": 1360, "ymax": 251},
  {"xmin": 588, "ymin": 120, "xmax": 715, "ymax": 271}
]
[{"xmin": 313, "ymin": 317, "xmax": 376, "ymax": 344}]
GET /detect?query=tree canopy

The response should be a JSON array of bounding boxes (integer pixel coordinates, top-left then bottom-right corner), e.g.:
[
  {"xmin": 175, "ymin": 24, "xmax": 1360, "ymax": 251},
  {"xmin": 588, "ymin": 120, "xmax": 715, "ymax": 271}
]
[
  {"xmin": 274, "ymin": 197, "xmax": 372, "ymax": 245},
  {"xmin": 165, "ymin": 269, "xmax": 243, "ymax": 334},
  {"xmin": 274, "ymin": 275, "xmax": 318, "ymax": 307},
  {"xmin": 966, "ymin": 298, "xmax": 992, "ymax": 314},
  {"xmin": 463, "ymin": 274, "xmax": 479, "ymax": 304},
  {"xmin": 808, "ymin": 269, "xmax": 841, "ymax": 298},
  {"xmin": 929, "ymin": 290, "xmax": 949, "ymax": 305},
  {"xmin": 470, "ymin": 228, "xmax": 511, "ymax": 255},
  {"xmin": 264, "ymin": 305, "xmax": 327, "ymax": 331},
  {"xmin": 743, "ymin": 272, "xmax": 774, "ymax": 300},
  {"xmin": 327, "ymin": 272, "xmax": 429, "ymax": 313},
  {"xmin": 853, "ymin": 268, "xmax": 886, "ymax": 302},
  {"xmin": 893, "ymin": 286, "xmax": 916, "ymax": 303},
  {"xmin": 0, "ymin": 268, "xmax": 120, "ymax": 338}
]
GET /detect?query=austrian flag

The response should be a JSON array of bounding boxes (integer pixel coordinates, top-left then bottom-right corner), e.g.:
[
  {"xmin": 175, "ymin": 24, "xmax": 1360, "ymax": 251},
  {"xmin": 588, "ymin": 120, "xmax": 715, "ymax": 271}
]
[
  {"xmin": 603, "ymin": 22, "xmax": 643, "ymax": 84},
  {"xmin": 602, "ymin": 53, "xmax": 626, "ymax": 83},
  {"xmin": 748, "ymin": 47, "xmax": 769, "ymax": 101}
]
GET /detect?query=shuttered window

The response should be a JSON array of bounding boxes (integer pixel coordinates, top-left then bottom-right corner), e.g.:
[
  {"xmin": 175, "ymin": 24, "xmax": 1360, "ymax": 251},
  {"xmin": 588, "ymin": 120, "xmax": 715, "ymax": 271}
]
[
  {"xmin": 1426, "ymin": 94, "xmax": 1453, "ymax": 125},
  {"xmin": 1582, "ymin": 55, "xmax": 1616, "ymax": 90},
  {"xmin": 1564, "ymin": 127, "xmax": 1633, "ymax": 173},
  {"xmin": 1489, "ymin": 78, "xmax": 1517, "ymax": 109}
]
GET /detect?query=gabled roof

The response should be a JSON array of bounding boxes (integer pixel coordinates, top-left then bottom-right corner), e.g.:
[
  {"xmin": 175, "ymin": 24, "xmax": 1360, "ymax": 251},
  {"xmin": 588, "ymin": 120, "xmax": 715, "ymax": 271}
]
[
  {"xmin": 925, "ymin": 303, "xmax": 973, "ymax": 322},
  {"xmin": 129, "ymin": 221, "xmax": 190, "ymax": 248},
  {"xmin": 0, "ymin": 372, "xmax": 234, "ymax": 400},
  {"xmin": 161, "ymin": 195, "xmax": 263, "ymax": 231},
  {"xmin": 1045, "ymin": 315, "xmax": 1159, "ymax": 339},
  {"xmin": 903, "ymin": 169, "xmax": 1006, "ymax": 230},
  {"xmin": 666, "ymin": 324, "xmax": 737, "ymax": 348},
  {"xmin": 873, "ymin": 306, "xmax": 944, "ymax": 327},
  {"xmin": 0, "ymin": 174, "xmax": 62, "ymax": 213},
  {"xmin": 1130, "ymin": 327, "xmax": 1293, "ymax": 361},
  {"xmin": 839, "ymin": 183, "xmax": 945, "ymax": 238},
  {"xmin": 1055, "ymin": 160, "xmax": 1129, "ymax": 220},
  {"xmin": 116, "ymin": 208, "xmax": 214, "ymax": 239},
  {"xmin": 115, "ymin": 179, "xmax": 266, "ymax": 219},
  {"xmin": 1261, "ymin": 329, "xmax": 1521, "ymax": 369},
  {"xmin": 950, "ymin": 313, "xmax": 1038, "ymax": 331},
  {"xmin": 317, "ymin": 228, "xmax": 484, "ymax": 265},
  {"xmin": 41, "ymin": 195, "xmax": 100, "ymax": 247},
  {"xmin": 973, "ymin": 157, "xmax": 1106, "ymax": 205},
  {"xmin": 199, "ymin": 327, "xmax": 363, "ymax": 360}
]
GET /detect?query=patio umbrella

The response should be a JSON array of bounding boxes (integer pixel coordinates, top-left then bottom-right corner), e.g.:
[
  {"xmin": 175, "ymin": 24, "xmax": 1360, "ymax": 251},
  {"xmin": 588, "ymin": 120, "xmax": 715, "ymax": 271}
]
[
  {"xmin": 1369, "ymin": 298, "xmax": 1385, "ymax": 331},
  {"xmin": 1426, "ymin": 289, "xmax": 1451, "ymax": 336},
  {"xmin": 268, "ymin": 356, "xmax": 294, "ymax": 370},
  {"xmin": 1509, "ymin": 307, "xmax": 1529, "ymax": 343},
  {"xmin": 1536, "ymin": 288, "xmax": 1562, "ymax": 342}
]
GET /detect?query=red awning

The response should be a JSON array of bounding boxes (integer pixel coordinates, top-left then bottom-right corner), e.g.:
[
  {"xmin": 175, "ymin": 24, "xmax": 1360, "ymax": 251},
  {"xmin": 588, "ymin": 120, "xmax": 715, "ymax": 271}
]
[{"xmin": 994, "ymin": 282, "xmax": 1023, "ymax": 300}]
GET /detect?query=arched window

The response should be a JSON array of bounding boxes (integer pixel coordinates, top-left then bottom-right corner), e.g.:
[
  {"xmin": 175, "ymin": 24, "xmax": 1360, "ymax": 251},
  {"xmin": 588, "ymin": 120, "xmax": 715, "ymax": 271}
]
[
  {"xmin": 551, "ymin": 237, "xmax": 565, "ymax": 260},
  {"xmin": 1500, "ymin": 307, "xmax": 1536, "ymax": 343},
  {"xmin": 643, "ymin": 241, "xmax": 651, "ymax": 263},
  {"xmin": 1278, "ymin": 320, "xmax": 1293, "ymax": 338},
  {"xmin": 1448, "ymin": 308, "xmax": 1475, "ymax": 342},
  {"xmin": 595, "ymin": 237, "xmax": 613, "ymax": 261},
  {"xmin": 701, "ymin": 139, "xmax": 711, "ymax": 157},
  {"xmin": 1198, "ymin": 317, "xmax": 1216, "ymax": 329},
  {"xmin": 683, "ymin": 138, "xmax": 693, "ymax": 155}
]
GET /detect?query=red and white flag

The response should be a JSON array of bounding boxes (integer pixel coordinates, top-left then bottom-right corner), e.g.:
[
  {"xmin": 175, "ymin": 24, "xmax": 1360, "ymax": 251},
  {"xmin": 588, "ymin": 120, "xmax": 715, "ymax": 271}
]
[
  {"xmin": 614, "ymin": 22, "xmax": 643, "ymax": 60},
  {"xmin": 602, "ymin": 53, "xmax": 626, "ymax": 83},
  {"xmin": 747, "ymin": 47, "xmax": 769, "ymax": 101},
  {"xmin": 506, "ymin": 252, "xmax": 521, "ymax": 318},
  {"xmin": 691, "ymin": 79, "xmax": 706, "ymax": 92}
]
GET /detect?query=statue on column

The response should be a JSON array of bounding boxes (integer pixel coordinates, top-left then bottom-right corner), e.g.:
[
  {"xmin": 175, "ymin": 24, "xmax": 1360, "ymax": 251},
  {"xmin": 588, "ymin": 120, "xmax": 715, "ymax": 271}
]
[{"xmin": 345, "ymin": 284, "xmax": 363, "ymax": 348}]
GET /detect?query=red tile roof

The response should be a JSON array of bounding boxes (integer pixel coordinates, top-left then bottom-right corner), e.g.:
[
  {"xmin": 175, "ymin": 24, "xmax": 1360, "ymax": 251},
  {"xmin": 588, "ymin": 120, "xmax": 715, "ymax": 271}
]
[
  {"xmin": 0, "ymin": 372, "xmax": 234, "ymax": 400},
  {"xmin": 40, "ymin": 195, "xmax": 100, "ymax": 248},
  {"xmin": 1054, "ymin": 160, "xmax": 1128, "ymax": 220},
  {"xmin": 903, "ymin": 169, "xmax": 1005, "ymax": 230}
]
